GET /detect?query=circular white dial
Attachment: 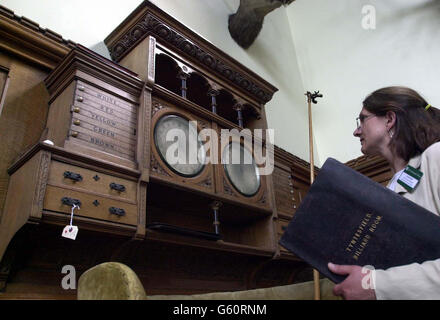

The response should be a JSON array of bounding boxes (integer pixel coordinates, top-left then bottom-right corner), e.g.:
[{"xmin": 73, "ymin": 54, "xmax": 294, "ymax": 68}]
[
  {"xmin": 222, "ymin": 142, "xmax": 260, "ymax": 197},
  {"xmin": 154, "ymin": 115, "xmax": 205, "ymax": 177}
]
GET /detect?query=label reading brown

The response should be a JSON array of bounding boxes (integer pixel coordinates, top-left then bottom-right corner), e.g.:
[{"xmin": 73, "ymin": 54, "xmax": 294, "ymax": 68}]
[{"xmin": 90, "ymin": 136, "xmax": 116, "ymax": 151}]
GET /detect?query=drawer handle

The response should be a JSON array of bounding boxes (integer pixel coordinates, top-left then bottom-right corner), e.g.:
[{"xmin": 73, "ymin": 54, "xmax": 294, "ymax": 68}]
[
  {"xmin": 110, "ymin": 183, "xmax": 126, "ymax": 192},
  {"xmin": 109, "ymin": 207, "xmax": 125, "ymax": 217},
  {"xmin": 64, "ymin": 171, "xmax": 83, "ymax": 182},
  {"xmin": 61, "ymin": 197, "xmax": 82, "ymax": 207}
]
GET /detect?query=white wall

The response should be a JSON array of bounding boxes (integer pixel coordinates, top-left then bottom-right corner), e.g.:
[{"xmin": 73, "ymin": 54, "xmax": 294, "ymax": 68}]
[
  {"xmin": 287, "ymin": 0, "xmax": 440, "ymax": 164},
  {"xmin": 1, "ymin": 0, "xmax": 311, "ymax": 163}
]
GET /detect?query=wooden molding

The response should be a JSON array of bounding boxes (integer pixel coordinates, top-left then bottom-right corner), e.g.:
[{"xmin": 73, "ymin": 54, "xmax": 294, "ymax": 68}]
[
  {"xmin": 44, "ymin": 45, "xmax": 144, "ymax": 100},
  {"xmin": 7, "ymin": 142, "xmax": 141, "ymax": 178},
  {"xmin": 0, "ymin": 5, "xmax": 75, "ymax": 70},
  {"xmin": 104, "ymin": 1, "xmax": 278, "ymax": 105}
]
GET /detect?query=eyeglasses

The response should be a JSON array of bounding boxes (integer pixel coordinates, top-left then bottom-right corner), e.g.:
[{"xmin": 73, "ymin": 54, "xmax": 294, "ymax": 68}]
[{"xmin": 356, "ymin": 114, "xmax": 376, "ymax": 129}]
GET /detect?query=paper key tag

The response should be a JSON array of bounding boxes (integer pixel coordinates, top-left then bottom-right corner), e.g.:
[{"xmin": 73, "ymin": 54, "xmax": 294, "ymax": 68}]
[{"xmin": 62, "ymin": 225, "xmax": 79, "ymax": 240}]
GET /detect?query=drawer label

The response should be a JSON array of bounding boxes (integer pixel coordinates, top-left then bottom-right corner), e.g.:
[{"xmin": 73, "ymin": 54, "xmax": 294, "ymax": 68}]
[
  {"xmin": 93, "ymin": 125, "xmax": 115, "ymax": 138},
  {"xmin": 91, "ymin": 112, "xmax": 117, "ymax": 127}
]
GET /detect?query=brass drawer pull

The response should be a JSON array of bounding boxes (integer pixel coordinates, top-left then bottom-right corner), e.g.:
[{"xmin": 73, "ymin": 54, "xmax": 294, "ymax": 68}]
[
  {"xmin": 109, "ymin": 207, "xmax": 125, "ymax": 217},
  {"xmin": 110, "ymin": 182, "xmax": 126, "ymax": 192},
  {"xmin": 61, "ymin": 197, "xmax": 82, "ymax": 207},
  {"xmin": 64, "ymin": 171, "xmax": 83, "ymax": 182}
]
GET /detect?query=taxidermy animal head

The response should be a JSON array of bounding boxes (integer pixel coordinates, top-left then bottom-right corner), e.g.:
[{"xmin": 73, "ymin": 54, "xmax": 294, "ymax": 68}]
[{"xmin": 228, "ymin": 0, "xmax": 296, "ymax": 49}]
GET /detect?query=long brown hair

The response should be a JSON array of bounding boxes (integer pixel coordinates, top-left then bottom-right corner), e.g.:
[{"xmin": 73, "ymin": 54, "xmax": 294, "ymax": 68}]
[{"xmin": 363, "ymin": 86, "xmax": 440, "ymax": 161}]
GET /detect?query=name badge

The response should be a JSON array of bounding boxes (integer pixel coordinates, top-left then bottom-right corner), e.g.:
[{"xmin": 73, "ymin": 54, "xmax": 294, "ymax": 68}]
[{"xmin": 397, "ymin": 165, "xmax": 423, "ymax": 192}]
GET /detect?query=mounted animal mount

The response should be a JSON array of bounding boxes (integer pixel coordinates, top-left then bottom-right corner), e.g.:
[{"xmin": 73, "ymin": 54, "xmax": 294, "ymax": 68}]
[{"xmin": 229, "ymin": 0, "xmax": 295, "ymax": 49}]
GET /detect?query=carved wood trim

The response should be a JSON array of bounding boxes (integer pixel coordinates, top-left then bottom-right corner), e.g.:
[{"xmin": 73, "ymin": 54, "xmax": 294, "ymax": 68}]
[
  {"xmin": 136, "ymin": 182, "xmax": 147, "ymax": 240},
  {"xmin": 196, "ymin": 177, "xmax": 212, "ymax": 189},
  {"xmin": 223, "ymin": 177, "xmax": 236, "ymax": 197},
  {"xmin": 257, "ymin": 191, "xmax": 267, "ymax": 205},
  {"xmin": 151, "ymin": 99, "xmax": 167, "ymax": 117},
  {"xmin": 104, "ymin": 2, "xmax": 278, "ymax": 105},
  {"xmin": 150, "ymin": 155, "xmax": 171, "ymax": 177},
  {"xmin": 31, "ymin": 151, "xmax": 51, "ymax": 220}
]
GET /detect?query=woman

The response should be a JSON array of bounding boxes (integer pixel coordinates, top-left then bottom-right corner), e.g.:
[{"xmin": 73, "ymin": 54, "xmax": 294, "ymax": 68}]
[{"xmin": 328, "ymin": 86, "xmax": 440, "ymax": 300}]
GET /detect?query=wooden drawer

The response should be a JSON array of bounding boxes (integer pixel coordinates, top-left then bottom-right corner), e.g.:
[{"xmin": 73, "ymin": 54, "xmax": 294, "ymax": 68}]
[
  {"xmin": 48, "ymin": 161, "xmax": 137, "ymax": 202},
  {"xmin": 43, "ymin": 185, "xmax": 137, "ymax": 225}
]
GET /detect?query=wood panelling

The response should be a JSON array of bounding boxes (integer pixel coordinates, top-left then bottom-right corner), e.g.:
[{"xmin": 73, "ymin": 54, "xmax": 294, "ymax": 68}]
[
  {"xmin": 0, "ymin": 51, "xmax": 51, "ymax": 218},
  {"xmin": 0, "ymin": 6, "xmax": 74, "ymax": 70}
]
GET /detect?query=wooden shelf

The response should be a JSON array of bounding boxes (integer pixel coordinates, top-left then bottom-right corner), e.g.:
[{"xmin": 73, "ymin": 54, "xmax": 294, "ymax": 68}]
[{"xmin": 145, "ymin": 228, "xmax": 275, "ymax": 257}]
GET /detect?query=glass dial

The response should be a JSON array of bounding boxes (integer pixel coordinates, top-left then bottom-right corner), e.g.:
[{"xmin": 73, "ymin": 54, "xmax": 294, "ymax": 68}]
[
  {"xmin": 154, "ymin": 115, "xmax": 205, "ymax": 177},
  {"xmin": 222, "ymin": 142, "xmax": 260, "ymax": 197}
]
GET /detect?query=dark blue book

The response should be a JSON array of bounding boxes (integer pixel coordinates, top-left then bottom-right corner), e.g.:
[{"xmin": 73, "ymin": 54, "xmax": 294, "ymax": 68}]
[{"xmin": 279, "ymin": 158, "xmax": 440, "ymax": 283}]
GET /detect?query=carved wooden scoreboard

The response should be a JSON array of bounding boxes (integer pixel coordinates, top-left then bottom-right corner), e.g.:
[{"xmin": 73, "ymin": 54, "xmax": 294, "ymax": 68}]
[
  {"xmin": 0, "ymin": 2, "xmax": 312, "ymax": 296},
  {"xmin": 100, "ymin": 1, "xmax": 280, "ymax": 254}
]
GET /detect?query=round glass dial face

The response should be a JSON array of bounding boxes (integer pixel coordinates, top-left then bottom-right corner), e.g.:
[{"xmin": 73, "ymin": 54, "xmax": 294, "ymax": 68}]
[
  {"xmin": 222, "ymin": 142, "xmax": 260, "ymax": 197},
  {"xmin": 154, "ymin": 115, "xmax": 205, "ymax": 177}
]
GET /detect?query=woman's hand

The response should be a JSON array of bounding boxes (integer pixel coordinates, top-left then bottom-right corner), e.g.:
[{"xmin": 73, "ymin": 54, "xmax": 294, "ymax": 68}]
[{"xmin": 328, "ymin": 262, "xmax": 377, "ymax": 300}]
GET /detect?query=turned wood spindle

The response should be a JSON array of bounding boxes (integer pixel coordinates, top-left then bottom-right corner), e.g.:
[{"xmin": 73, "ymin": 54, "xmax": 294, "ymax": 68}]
[
  {"xmin": 208, "ymin": 89, "xmax": 219, "ymax": 114},
  {"xmin": 233, "ymin": 103, "xmax": 244, "ymax": 127},
  {"xmin": 210, "ymin": 201, "xmax": 223, "ymax": 236},
  {"xmin": 177, "ymin": 69, "xmax": 190, "ymax": 99}
]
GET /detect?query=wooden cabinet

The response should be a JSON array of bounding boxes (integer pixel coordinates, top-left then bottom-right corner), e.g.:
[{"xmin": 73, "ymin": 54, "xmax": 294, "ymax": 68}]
[
  {"xmin": 0, "ymin": 2, "xmax": 323, "ymax": 297},
  {"xmin": 43, "ymin": 46, "xmax": 144, "ymax": 170},
  {"xmin": 1, "ymin": 144, "xmax": 143, "ymax": 241},
  {"xmin": 100, "ymin": 2, "xmax": 280, "ymax": 256}
]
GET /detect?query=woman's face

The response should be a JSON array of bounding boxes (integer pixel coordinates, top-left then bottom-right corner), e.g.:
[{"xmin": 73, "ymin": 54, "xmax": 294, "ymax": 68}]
[{"xmin": 353, "ymin": 108, "xmax": 390, "ymax": 156}]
